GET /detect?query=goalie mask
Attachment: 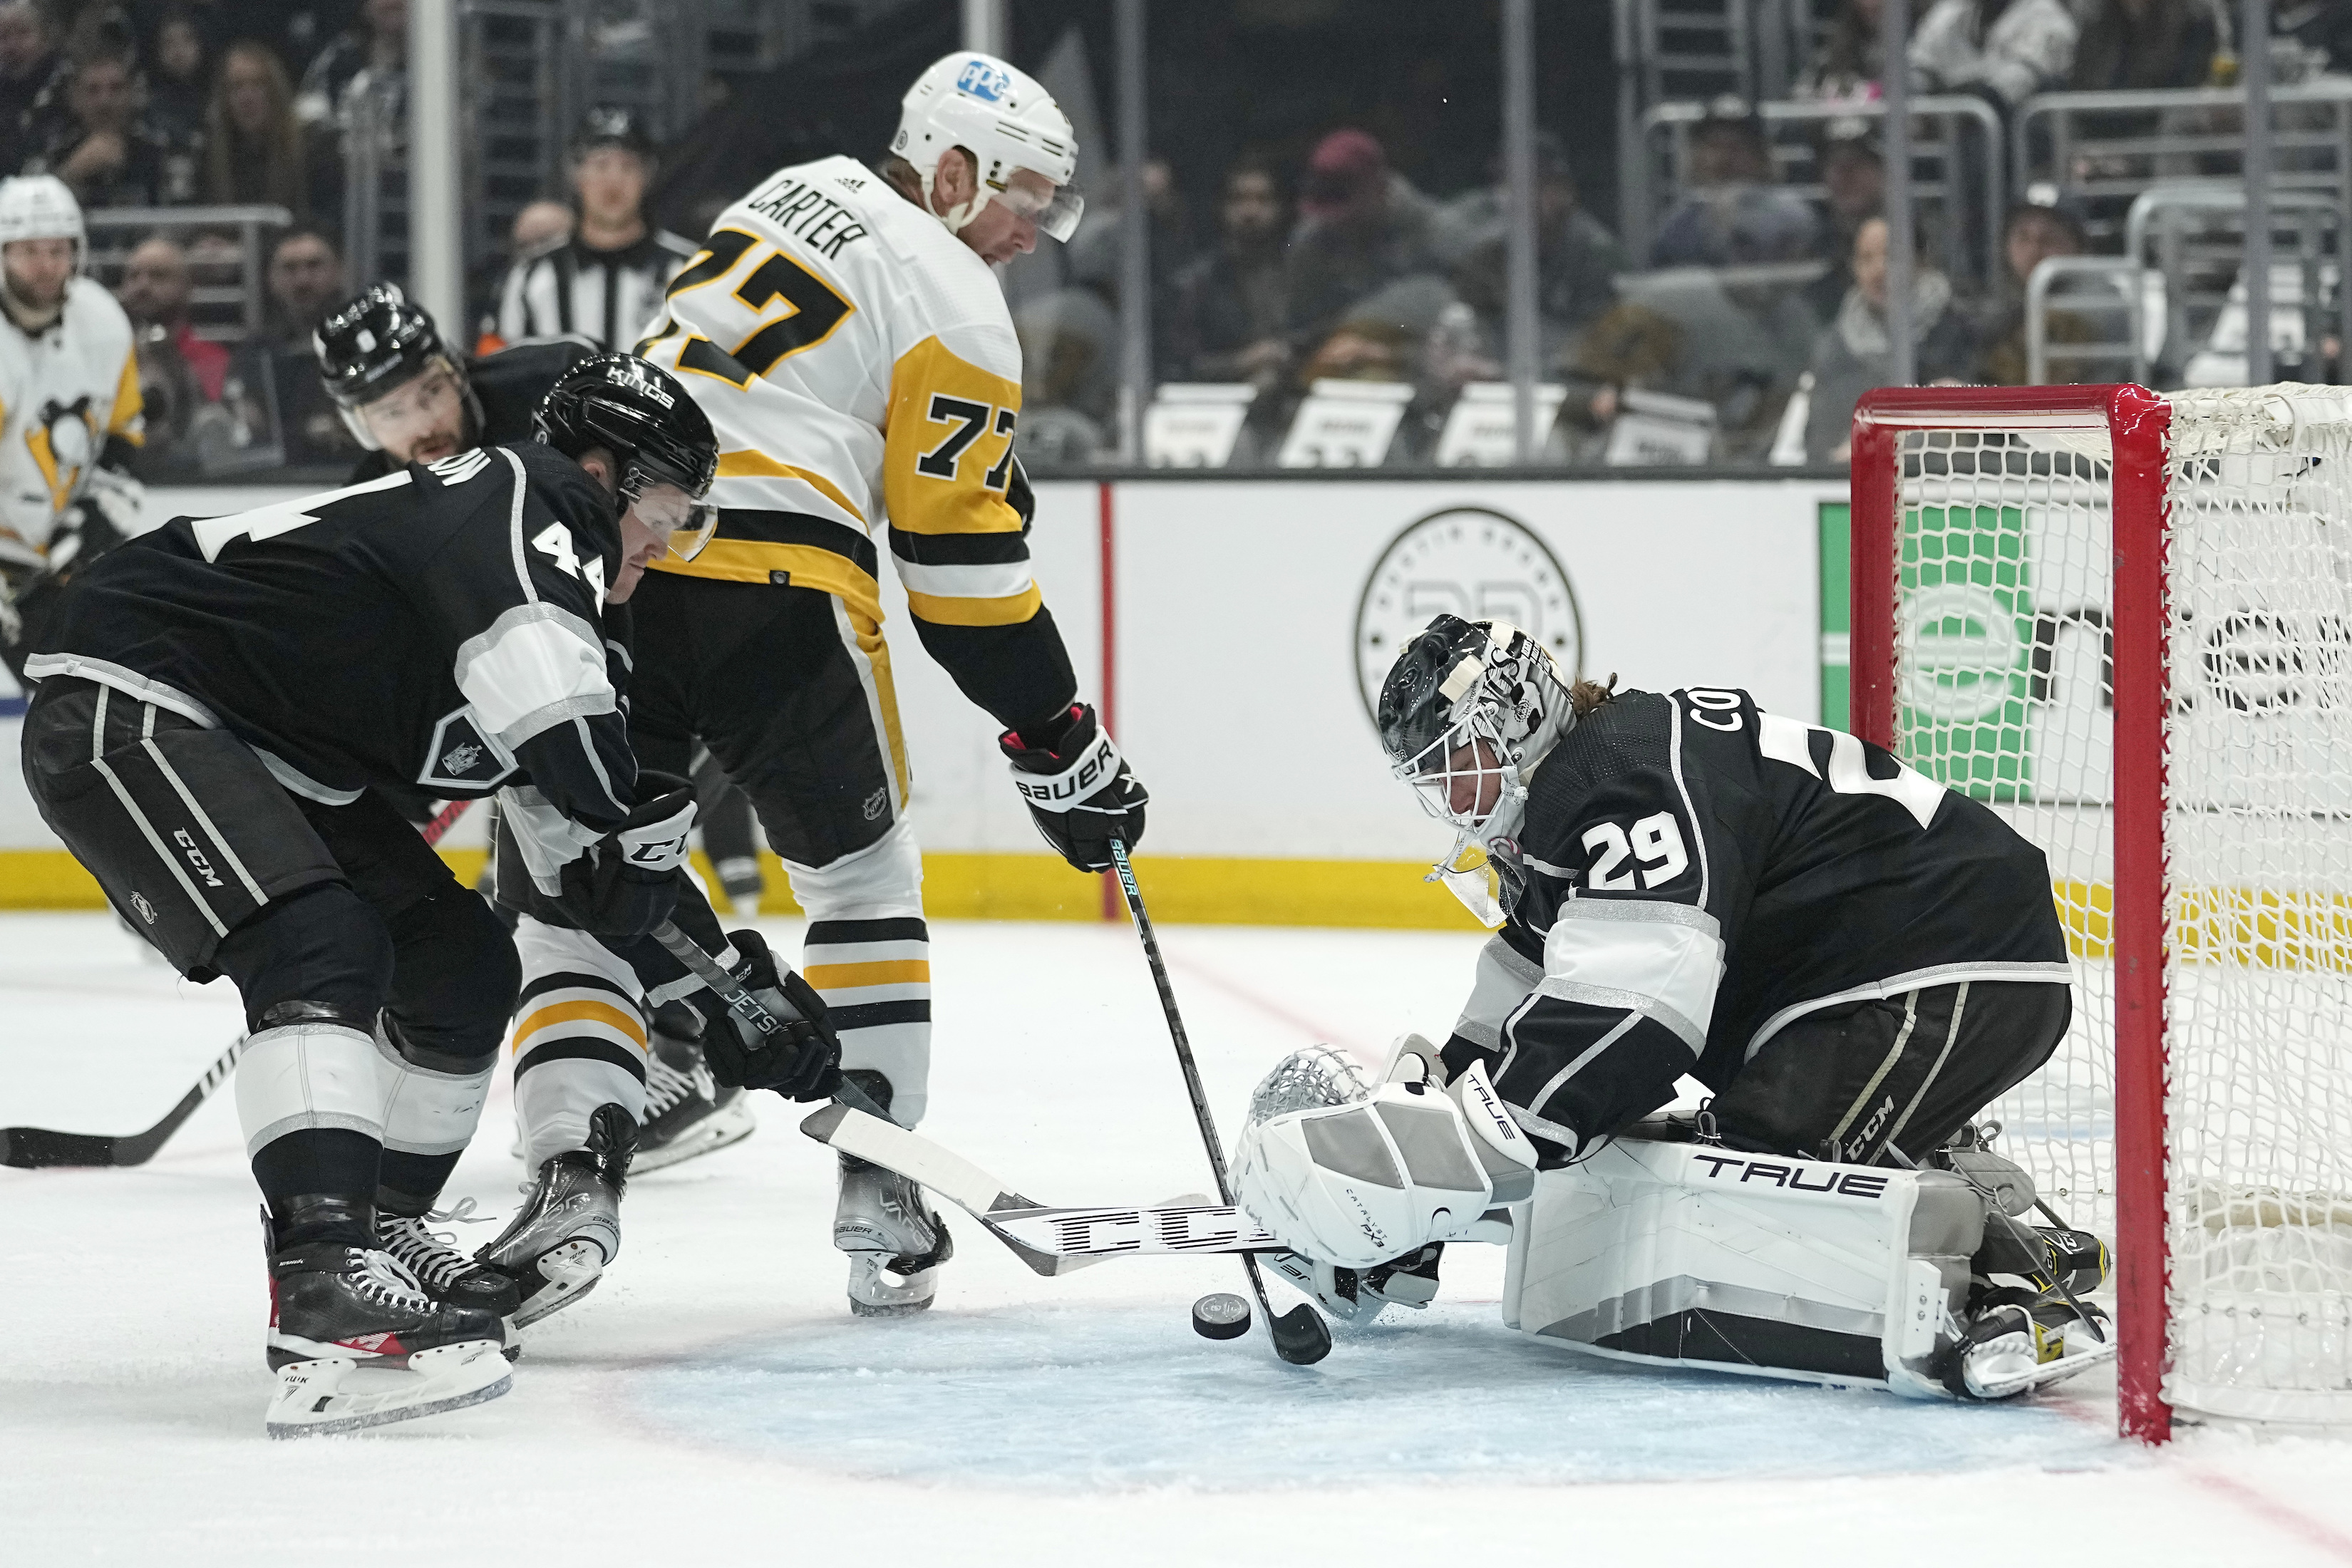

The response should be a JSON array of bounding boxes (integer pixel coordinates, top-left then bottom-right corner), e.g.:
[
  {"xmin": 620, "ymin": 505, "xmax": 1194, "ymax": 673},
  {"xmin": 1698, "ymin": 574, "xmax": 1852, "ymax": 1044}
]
[
  {"xmin": 1234, "ymin": 1050, "xmax": 1536, "ymax": 1271},
  {"xmin": 1376, "ymin": 614, "xmax": 1576, "ymax": 927}
]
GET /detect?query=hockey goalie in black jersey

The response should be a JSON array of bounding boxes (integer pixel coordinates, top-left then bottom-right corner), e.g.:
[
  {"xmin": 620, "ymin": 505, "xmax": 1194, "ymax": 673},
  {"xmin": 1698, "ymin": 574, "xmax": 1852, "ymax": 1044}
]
[
  {"xmin": 18, "ymin": 354, "xmax": 839, "ymax": 1436},
  {"xmin": 1235, "ymin": 615, "xmax": 2112, "ymax": 1402}
]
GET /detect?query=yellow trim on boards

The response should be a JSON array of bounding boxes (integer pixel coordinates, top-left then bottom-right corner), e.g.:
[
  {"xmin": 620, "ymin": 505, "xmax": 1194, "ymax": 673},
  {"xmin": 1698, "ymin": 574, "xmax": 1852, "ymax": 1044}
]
[
  {"xmin": 0, "ymin": 847, "xmax": 1487, "ymax": 929},
  {"xmin": 9, "ymin": 847, "xmax": 2352, "ymax": 957}
]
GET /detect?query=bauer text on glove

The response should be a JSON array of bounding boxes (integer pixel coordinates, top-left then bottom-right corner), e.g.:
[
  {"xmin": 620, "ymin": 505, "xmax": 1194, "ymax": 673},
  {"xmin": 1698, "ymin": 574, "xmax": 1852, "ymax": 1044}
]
[{"xmin": 1000, "ymin": 702, "xmax": 1148, "ymax": 872}]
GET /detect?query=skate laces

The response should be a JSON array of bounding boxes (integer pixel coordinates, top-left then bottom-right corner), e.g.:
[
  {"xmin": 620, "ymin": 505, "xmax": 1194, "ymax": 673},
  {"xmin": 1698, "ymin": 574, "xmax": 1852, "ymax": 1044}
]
[
  {"xmin": 349, "ymin": 1247, "xmax": 438, "ymax": 1312},
  {"xmin": 380, "ymin": 1201, "xmax": 492, "ymax": 1291},
  {"xmin": 644, "ymin": 1050, "xmax": 701, "ymax": 1117}
]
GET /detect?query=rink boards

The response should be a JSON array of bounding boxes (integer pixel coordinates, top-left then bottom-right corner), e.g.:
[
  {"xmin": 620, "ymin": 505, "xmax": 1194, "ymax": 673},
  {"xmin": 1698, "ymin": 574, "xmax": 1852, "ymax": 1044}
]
[{"xmin": 0, "ymin": 475, "xmax": 1835, "ymax": 921}]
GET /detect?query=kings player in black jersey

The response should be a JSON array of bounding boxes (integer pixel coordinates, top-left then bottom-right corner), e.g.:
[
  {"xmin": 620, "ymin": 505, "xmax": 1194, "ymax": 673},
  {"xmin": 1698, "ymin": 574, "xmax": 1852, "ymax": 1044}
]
[
  {"xmin": 1236, "ymin": 615, "xmax": 2110, "ymax": 1398},
  {"xmin": 314, "ymin": 285, "xmax": 774, "ymax": 1174},
  {"xmin": 18, "ymin": 354, "xmax": 839, "ymax": 1436}
]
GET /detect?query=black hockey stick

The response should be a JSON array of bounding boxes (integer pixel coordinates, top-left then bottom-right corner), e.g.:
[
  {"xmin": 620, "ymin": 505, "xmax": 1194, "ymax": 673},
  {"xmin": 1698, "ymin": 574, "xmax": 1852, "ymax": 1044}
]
[
  {"xmin": 1105, "ymin": 837, "xmax": 1332, "ymax": 1366},
  {"xmin": 1, "ymin": 1033, "xmax": 247, "ymax": 1169},
  {"xmin": 646, "ymin": 919, "xmax": 892, "ymax": 1123},
  {"xmin": 0, "ymin": 799, "xmax": 478, "ymax": 1171}
]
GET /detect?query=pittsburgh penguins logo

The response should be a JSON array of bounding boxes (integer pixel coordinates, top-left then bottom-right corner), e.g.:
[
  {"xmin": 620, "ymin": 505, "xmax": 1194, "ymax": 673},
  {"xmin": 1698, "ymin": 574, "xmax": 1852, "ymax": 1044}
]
[{"xmin": 27, "ymin": 395, "xmax": 96, "ymax": 512}]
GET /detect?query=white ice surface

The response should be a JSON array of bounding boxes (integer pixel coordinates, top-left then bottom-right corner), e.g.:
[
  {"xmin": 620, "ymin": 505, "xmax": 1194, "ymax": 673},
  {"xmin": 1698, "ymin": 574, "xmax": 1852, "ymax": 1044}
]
[{"xmin": 6, "ymin": 912, "xmax": 2352, "ymax": 1565}]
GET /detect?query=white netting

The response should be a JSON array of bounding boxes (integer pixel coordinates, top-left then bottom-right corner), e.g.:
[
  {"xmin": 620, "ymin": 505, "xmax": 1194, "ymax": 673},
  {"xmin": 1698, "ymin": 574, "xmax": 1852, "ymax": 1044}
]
[{"xmin": 1891, "ymin": 386, "xmax": 2352, "ymax": 1425}]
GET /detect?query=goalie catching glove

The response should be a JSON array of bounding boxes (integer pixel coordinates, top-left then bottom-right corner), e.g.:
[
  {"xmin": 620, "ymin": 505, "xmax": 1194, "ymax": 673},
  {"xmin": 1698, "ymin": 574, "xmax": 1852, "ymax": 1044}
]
[
  {"xmin": 1000, "ymin": 701, "xmax": 1147, "ymax": 872},
  {"xmin": 1236, "ymin": 1051, "xmax": 1538, "ymax": 1270},
  {"xmin": 698, "ymin": 928, "xmax": 843, "ymax": 1102}
]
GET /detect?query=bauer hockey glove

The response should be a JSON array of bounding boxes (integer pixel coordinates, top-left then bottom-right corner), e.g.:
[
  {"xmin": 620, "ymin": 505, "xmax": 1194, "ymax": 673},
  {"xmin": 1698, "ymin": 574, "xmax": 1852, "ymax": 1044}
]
[
  {"xmin": 700, "ymin": 928, "xmax": 843, "ymax": 1101},
  {"xmin": 556, "ymin": 775, "xmax": 697, "ymax": 935},
  {"xmin": 1000, "ymin": 702, "xmax": 1148, "ymax": 872}
]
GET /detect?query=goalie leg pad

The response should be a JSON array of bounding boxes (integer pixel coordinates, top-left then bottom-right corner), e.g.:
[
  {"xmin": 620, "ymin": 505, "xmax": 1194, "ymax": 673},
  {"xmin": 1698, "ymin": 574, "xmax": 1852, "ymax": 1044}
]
[{"xmin": 1502, "ymin": 1135, "xmax": 1991, "ymax": 1398}]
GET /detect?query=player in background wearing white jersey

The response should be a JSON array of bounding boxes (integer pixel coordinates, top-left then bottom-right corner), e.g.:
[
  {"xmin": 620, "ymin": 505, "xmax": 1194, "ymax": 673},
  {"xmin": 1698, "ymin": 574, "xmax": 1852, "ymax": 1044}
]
[
  {"xmin": 501, "ymin": 51, "xmax": 1146, "ymax": 1319},
  {"xmin": 0, "ymin": 174, "xmax": 142, "ymax": 686}
]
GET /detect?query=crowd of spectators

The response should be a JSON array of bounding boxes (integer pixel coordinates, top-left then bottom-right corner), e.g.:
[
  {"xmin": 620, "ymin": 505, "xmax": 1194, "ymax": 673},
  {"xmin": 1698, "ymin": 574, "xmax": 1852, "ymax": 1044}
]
[{"xmin": 1003, "ymin": 0, "xmax": 2348, "ymax": 468}]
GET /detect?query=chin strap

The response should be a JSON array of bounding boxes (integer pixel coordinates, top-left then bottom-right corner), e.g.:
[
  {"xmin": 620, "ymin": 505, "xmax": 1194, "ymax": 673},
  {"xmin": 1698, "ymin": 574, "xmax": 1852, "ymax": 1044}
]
[{"xmin": 917, "ymin": 165, "xmax": 989, "ymax": 235}]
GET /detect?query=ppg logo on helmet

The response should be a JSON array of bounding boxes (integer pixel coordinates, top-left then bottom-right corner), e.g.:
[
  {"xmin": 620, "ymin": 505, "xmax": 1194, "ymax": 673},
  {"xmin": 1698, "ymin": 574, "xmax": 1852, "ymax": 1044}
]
[{"xmin": 956, "ymin": 58, "xmax": 1010, "ymax": 100}]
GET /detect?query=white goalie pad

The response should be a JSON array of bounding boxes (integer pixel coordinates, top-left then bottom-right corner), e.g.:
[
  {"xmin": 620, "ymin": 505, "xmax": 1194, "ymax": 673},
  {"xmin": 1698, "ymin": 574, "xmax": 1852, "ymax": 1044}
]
[{"xmin": 1501, "ymin": 1131, "xmax": 1986, "ymax": 1398}]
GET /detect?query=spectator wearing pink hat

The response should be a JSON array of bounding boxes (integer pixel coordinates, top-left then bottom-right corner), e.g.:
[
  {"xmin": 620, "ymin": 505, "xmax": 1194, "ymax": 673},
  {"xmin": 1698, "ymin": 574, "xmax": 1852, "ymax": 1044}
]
[{"xmin": 1284, "ymin": 128, "xmax": 1449, "ymax": 344}]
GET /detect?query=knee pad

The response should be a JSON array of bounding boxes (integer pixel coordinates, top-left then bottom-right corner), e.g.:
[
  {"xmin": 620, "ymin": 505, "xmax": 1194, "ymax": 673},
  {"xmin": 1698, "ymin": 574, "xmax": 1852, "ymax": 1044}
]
[
  {"xmin": 783, "ymin": 817, "xmax": 924, "ymax": 923},
  {"xmin": 215, "ymin": 883, "xmax": 393, "ymax": 1037},
  {"xmin": 381, "ymin": 885, "xmax": 520, "ymax": 1067}
]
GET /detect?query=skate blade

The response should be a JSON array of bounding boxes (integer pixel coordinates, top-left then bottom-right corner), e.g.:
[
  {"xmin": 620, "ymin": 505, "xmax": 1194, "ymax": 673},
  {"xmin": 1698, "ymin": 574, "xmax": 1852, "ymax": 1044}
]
[
  {"xmin": 265, "ymin": 1341, "xmax": 511, "ymax": 1438},
  {"xmin": 509, "ymin": 1241, "xmax": 608, "ymax": 1329},
  {"xmin": 845, "ymin": 1255, "xmax": 937, "ymax": 1316},
  {"xmin": 1964, "ymin": 1336, "xmax": 2118, "ymax": 1400},
  {"xmin": 630, "ymin": 1105, "xmax": 758, "ymax": 1173}
]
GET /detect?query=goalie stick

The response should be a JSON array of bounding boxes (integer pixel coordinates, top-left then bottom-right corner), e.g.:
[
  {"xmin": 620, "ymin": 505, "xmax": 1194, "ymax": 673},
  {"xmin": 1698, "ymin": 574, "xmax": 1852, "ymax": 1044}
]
[
  {"xmin": 798, "ymin": 1098, "xmax": 1279, "ymax": 1269},
  {"xmin": 1107, "ymin": 837, "xmax": 1333, "ymax": 1366},
  {"xmin": 0, "ymin": 797, "xmax": 480, "ymax": 1170}
]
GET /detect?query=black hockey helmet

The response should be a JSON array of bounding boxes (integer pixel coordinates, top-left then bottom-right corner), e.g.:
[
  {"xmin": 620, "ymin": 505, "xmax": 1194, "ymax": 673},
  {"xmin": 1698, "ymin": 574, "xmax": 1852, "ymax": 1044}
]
[
  {"xmin": 572, "ymin": 105, "xmax": 655, "ymax": 163},
  {"xmin": 535, "ymin": 353, "xmax": 720, "ymax": 559},
  {"xmin": 314, "ymin": 284, "xmax": 480, "ymax": 450}
]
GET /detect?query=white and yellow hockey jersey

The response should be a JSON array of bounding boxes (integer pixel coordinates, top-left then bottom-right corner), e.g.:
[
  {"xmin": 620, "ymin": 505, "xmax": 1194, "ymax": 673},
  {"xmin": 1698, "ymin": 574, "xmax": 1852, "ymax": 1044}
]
[
  {"xmin": 0, "ymin": 277, "xmax": 141, "ymax": 572},
  {"xmin": 634, "ymin": 155, "xmax": 1073, "ymax": 733}
]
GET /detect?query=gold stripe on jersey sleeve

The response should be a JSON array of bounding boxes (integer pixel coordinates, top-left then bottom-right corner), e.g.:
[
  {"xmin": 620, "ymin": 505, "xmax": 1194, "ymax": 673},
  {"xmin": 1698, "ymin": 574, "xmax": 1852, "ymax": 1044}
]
[
  {"xmin": 650, "ymin": 540, "xmax": 884, "ymax": 624},
  {"xmin": 883, "ymin": 335, "xmax": 1024, "ymax": 537},
  {"xmin": 107, "ymin": 348, "xmax": 145, "ymax": 443},
  {"xmin": 715, "ymin": 449, "xmax": 867, "ymax": 525},
  {"xmin": 903, "ymin": 583, "xmax": 1045, "ymax": 626}
]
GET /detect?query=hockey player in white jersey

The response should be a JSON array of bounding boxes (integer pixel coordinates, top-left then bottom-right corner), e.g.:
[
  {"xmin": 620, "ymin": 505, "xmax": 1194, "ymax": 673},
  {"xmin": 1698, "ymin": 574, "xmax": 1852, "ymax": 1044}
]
[
  {"xmin": 502, "ymin": 50, "xmax": 1145, "ymax": 1319},
  {"xmin": 1233, "ymin": 616, "xmax": 2113, "ymax": 1402},
  {"xmin": 0, "ymin": 174, "xmax": 143, "ymax": 685}
]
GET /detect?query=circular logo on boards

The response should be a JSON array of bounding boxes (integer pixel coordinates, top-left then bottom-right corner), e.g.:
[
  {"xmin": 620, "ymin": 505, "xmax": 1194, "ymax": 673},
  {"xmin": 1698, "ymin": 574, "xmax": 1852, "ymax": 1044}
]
[{"xmin": 1353, "ymin": 507, "xmax": 1583, "ymax": 721}]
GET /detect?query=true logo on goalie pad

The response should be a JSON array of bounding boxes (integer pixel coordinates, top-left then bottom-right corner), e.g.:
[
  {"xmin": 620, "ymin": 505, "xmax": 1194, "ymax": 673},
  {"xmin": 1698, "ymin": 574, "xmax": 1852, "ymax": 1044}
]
[{"xmin": 1688, "ymin": 1151, "xmax": 1892, "ymax": 1199}]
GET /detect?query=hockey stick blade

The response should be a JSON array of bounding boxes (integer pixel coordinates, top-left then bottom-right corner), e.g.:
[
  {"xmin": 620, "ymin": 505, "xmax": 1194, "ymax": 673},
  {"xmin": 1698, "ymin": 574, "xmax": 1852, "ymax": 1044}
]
[
  {"xmin": 798, "ymin": 1101, "xmax": 1100, "ymax": 1276},
  {"xmin": 0, "ymin": 1033, "xmax": 248, "ymax": 1170}
]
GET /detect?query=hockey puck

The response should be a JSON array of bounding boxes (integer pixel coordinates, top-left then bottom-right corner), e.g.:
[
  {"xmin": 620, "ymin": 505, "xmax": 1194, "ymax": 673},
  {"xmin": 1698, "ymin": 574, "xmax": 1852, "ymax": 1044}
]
[{"xmin": 1191, "ymin": 1291, "xmax": 1252, "ymax": 1340}]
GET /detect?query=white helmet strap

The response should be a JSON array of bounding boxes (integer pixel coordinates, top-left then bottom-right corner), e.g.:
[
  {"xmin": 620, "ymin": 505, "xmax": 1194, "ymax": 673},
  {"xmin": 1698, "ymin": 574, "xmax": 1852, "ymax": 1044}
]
[{"xmin": 917, "ymin": 160, "xmax": 989, "ymax": 236}]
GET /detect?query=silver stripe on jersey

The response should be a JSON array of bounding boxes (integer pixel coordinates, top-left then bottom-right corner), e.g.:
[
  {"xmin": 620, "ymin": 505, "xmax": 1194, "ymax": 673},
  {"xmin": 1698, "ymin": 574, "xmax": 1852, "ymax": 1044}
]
[
  {"xmin": 452, "ymin": 602, "xmax": 614, "ymax": 747},
  {"xmin": 21, "ymin": 653, "xmax": 222, "ymax": 728},
  {"xmin": 1666, "ymin": 693, "xmax": 1712, "ymax": 904},
  {"xmin": 1554, "ymin": 895, "xmax": 1722, "ymax": 938},
  {"xmin": 499, "ymin": 783, "xmax": 605, "ymax": 895},
  {"xmin": 1522, "ymin": 1010, "xmax": 1648, "ymax": 1121},
  {"xmin": 1527, "ymin": 976, "xmax": 1707, "ymax": 1055},
  {"xmin": 1450, "ymin": 934, "xmax": 1544, "ymax": 1051},
  {"xmin": 1741, "ymin": 960, "xmax": 2073, "ymax": 1061},
  {"xmin": 249, "ymin": 743, "xmax": 363, "ymax": 805}
]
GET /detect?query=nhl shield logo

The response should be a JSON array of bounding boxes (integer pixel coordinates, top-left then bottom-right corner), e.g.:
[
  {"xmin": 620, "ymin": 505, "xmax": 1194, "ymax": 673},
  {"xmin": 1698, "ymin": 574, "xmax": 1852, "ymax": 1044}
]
[
  {"xmin": 130, "ymin": 891, "xmax": 158, "ymax": 924},
  {"xmin": 1353, "ymin": 507, "xmax": 1583, "ymax": 723}
]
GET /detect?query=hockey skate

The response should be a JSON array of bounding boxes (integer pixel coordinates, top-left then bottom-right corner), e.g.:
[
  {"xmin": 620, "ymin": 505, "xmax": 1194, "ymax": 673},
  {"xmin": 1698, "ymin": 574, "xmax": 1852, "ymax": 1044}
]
[
  {"xmin": 262, "ymin": 1203, "xmax": 511, "ymax": 1439},
  {"xmin": 835, "ymin": 1152, "xmax": 953, "ymax": 1316},
  {"xmin": 632, "ymin": 1009, "xmax": 755, "ymax": 1174},
  {"xmin": 378, "ymin": 1199, "xmax": 520, "ymax": 1317},
  {"xmin": 478, "ymin": 1103, "xmax": 632, "ymax": 1327},
  {"xmin": 1267, "ymin": 1243, "xmax": 1443, "ymax": 1325},
  {"xmin": 1949, "ymin": 1287, "xmax": 2116, "ymax": 1399}
]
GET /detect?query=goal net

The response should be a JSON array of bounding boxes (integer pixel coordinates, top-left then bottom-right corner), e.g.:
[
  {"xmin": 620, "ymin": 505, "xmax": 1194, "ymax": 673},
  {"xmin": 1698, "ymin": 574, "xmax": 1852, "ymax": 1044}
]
[{"xmin": 1851, "ymin": 383, "xmax": 2352, "ymax": 1440}]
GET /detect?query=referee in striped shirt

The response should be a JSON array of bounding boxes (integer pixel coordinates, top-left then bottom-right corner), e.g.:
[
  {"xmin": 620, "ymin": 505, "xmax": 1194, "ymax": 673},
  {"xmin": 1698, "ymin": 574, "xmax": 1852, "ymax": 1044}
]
[{"xmin": 495, "ymin": 107, "xmax": 696, "ymax": 352}]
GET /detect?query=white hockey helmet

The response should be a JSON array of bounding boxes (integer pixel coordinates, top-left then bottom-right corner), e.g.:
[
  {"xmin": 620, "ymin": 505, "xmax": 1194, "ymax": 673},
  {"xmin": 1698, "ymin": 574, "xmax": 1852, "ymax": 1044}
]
[
  {"xmin": 891, "ymin": 51, "xmax": 1083, "ymax": 241},
  {"xmin": 0, "ymin": 175, "xmax": 83, "ymax": 263},
  {"xmin": 1235, "ymin": 1053, "xmax": 1537, "ymax": 1270}
]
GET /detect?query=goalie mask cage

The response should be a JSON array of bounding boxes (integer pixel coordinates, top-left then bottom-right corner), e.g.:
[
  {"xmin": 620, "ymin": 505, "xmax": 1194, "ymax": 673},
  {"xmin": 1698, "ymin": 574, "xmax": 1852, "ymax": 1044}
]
[{"xmin": 1852, "ymin": 383, "xmax": 2352, "ymax": 1443}]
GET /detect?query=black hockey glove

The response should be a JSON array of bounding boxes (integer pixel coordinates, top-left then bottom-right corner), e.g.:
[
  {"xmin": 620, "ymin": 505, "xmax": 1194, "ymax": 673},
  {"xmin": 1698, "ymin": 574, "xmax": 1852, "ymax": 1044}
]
[
  {"xmin": 555, "ymin": 775, "xmax": 697, "ymax": 935},
  {"xmin": 999, "ymin": 702, "xmax": 1148, "ymax": 872},
  {"xmin": 699, "ymin": 928, "xmax": 843, "ymax": 1101}
]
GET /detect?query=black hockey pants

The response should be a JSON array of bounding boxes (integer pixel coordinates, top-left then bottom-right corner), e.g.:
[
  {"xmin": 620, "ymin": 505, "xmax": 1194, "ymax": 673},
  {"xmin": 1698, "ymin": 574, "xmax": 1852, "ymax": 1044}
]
[
  {"xmin": 1708, "ymin": 979, "xmax": 2070, "ymax": 1165},
  {"xmin": 22, "ymin": 676, "xmax": 517, "ymax": 1204}
]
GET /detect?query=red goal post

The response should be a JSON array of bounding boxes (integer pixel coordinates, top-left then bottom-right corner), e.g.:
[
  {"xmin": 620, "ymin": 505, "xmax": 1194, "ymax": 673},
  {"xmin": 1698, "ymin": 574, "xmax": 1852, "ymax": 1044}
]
[{"xmin": 1852, "ymin": 383, "xmax": 2352, "ymax": 1443}]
